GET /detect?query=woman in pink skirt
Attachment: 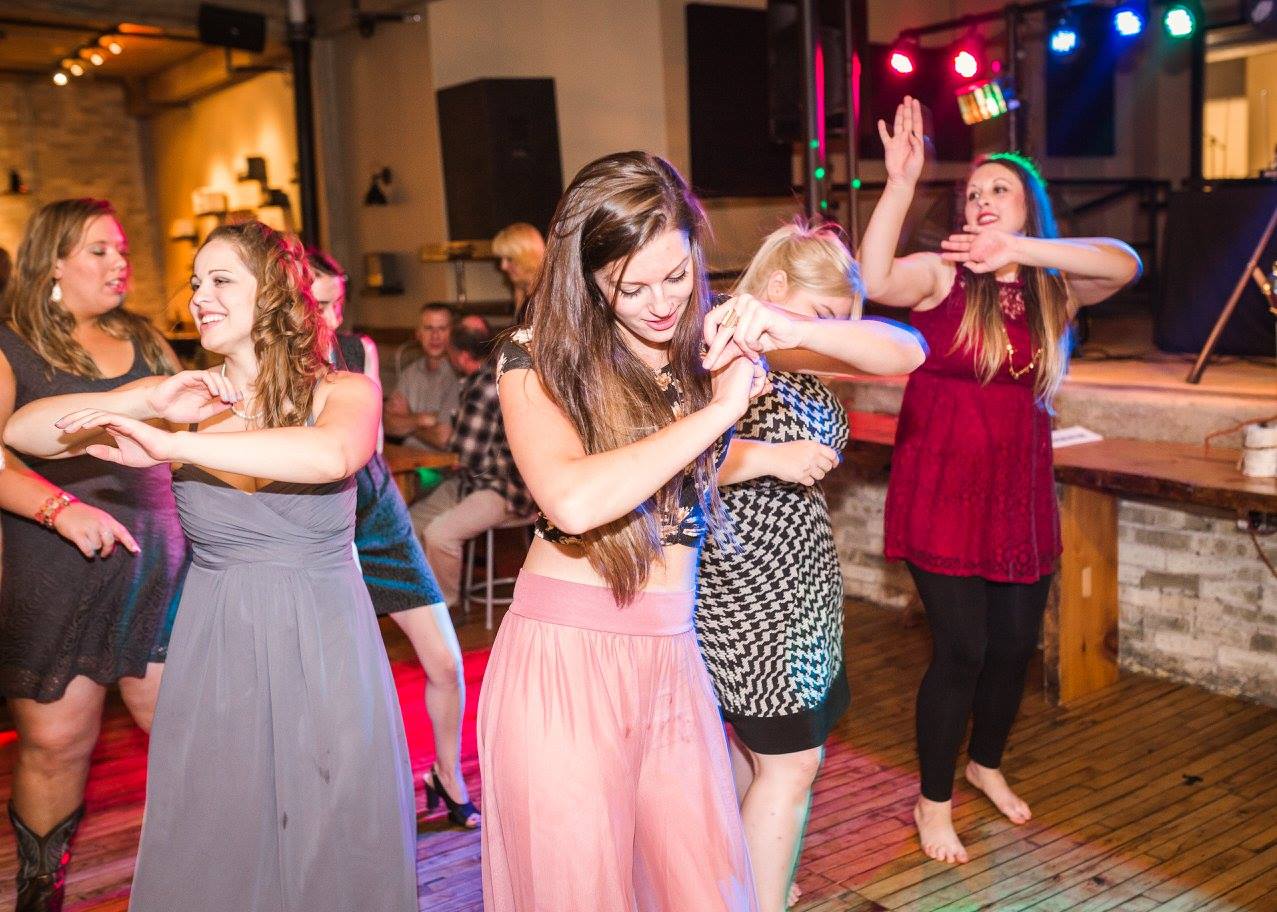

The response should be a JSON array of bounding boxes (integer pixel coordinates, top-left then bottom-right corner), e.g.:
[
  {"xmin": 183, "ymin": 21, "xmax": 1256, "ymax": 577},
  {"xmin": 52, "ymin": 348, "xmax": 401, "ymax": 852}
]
[{"xmin": 484, "ymin": 151, "xmax": 766, "ymax": 911}]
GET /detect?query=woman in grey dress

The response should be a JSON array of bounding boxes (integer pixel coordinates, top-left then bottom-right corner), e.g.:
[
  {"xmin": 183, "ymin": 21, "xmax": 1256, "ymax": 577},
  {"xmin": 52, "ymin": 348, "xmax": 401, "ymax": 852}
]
[{"xmin": 6, "ymin": 221, "xmax": 417, "ymax": 911}]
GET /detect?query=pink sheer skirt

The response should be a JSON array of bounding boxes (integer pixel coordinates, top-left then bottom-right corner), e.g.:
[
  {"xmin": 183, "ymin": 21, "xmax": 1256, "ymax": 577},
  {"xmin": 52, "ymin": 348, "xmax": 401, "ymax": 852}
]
[{"xmin": 478, "ymin": 571, "xmax": 757, "ymax": 912}]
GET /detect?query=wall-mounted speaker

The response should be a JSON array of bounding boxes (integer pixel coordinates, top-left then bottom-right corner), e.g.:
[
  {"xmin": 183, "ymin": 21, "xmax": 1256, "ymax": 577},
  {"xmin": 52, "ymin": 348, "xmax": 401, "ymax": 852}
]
[
  {"xmin": 436, "ymin": 78, "xmax": 564, "ymax": 241},
  {"xmin": 197, "ymin": 3, "xmax": 267, "ymax": 54}
]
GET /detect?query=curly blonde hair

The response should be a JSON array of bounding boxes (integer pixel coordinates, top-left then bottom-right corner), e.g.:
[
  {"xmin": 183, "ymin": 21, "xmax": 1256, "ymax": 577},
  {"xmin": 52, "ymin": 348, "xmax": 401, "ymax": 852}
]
[
  {"xmin": 5, "ymin": 198, "xmax": 171, "ymax": 378},
  {"xmin": 200, "ymin": 222, "xmax": 331, "ymax": 429}
]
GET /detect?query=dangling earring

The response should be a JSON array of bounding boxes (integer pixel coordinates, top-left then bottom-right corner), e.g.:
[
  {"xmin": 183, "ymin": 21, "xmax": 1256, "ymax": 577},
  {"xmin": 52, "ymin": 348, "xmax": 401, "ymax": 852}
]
[{"xmin": 49, "ymin": 280, "xmax": 63, "ymax": 304}]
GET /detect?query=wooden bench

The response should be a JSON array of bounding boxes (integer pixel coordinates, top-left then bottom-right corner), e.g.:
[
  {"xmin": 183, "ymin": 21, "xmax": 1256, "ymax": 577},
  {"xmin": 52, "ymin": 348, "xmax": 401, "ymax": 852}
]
[{"xmin": 844, "ymin": 412, "xmax": 1277, "ymax": 705}]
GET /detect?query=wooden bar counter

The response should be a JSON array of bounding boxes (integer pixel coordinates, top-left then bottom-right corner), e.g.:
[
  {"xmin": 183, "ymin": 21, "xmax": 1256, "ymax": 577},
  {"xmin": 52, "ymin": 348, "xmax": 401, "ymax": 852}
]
[{"xmin": 846, "ymin": 412, "xmax": 1277, "ymax": 706}]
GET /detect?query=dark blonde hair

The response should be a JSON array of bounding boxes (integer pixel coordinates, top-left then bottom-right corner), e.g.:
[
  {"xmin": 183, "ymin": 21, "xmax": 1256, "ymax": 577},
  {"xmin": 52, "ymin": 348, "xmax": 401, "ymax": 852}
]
[
  {"xmin": 6, "ymin": 198, "xmax": 170, "ymax": 378},
  {"xmin": 953, "ymin": 153, "xmax": 1071, "ymax": 402},
  {"xmin": 526, "ymin": 151, "xmax": 723, "ymax": 603},
  {"xmin": 200, "ymin": 221, "xmax": 331, "ymax": 428},
  {"xmin": 734, "ymin": 218, "xmax": 864, "ymax": 318},
  {"xmin": 492, "ymin": 222, "xmax": 546, "ymax": 277}
]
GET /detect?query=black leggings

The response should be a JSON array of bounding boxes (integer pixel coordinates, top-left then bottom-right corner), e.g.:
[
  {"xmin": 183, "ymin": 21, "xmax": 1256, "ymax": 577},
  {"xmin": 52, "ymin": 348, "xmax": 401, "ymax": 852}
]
[{"xmin": 908, "ymin": 563, "xmax": 1053, "ymax": 802}]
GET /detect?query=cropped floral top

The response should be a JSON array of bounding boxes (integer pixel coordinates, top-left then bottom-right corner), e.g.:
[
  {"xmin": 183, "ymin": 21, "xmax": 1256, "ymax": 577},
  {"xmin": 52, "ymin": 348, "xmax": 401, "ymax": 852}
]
[{"xmin": 495, "ymin": 328, "xmax": 721, "ymax": 548}]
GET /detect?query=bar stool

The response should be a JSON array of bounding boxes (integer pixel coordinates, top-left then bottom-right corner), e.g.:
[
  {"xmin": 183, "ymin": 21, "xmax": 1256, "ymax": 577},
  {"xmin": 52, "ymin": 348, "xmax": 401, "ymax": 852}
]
[{"xmin": 462, "ymin": 515, "xmax": 535, "ymax": 630}]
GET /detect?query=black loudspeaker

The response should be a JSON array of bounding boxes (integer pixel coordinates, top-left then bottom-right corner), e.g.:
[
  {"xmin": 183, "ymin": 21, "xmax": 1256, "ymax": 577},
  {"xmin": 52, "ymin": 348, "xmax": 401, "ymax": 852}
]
[
  {"xmin": 687, "ymin": 4, "xmax": 791, "ymax": 197},
  {"xmin": 766, "ymin": 0, "xmax": 852, "ymax": 142},
  {"xmin": 765, "ymin": 0, "xmax": 971, "ymax": 162},
  {"xmin": 1156, "ymin": 184, "xmax": 1277, "ymax": 356},
  {"xmin": 1045, "ymin": 6, "xmax": 1115, "ymax": 157},
  {"xmin": 436, "ymin": 79, "xmax": 564, "ymax": 242},
  {"xmin": 197, "ymin": 3, "xmax": 266, "ymax": 53}
]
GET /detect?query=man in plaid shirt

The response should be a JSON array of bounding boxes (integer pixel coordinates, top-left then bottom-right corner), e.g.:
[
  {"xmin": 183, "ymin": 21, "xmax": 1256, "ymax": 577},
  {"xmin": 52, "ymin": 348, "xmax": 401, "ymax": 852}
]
[{"xmin": 410, "ymin": 316, "xmax": 534, "ymax": 606}]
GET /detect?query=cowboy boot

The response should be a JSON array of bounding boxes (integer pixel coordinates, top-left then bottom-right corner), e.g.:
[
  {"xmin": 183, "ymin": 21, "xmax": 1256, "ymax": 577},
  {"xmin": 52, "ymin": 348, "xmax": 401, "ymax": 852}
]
[{"xmin": 8, "ymin": 801, "xmax": 84, "ymax": 912}]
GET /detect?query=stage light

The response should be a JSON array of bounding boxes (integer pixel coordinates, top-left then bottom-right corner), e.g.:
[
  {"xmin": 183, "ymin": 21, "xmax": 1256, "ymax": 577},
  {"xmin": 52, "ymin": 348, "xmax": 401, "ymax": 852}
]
[
  {"xmin": 953, "ymin": 49, "xmax": 979, "ymax": 79},
  {"xmin": 888, "ymin": 35, "xmax": 919, "ymax": 76},
  {"xmin": 851, "ymin": 177, "xmax": 862, "ymax": 190},
  {"xmin": 956, "ymin": 78, "xmax": 1016, "ymax": 125},
  {"xmin": 87, "ymin": 50, "xmax": 105, "ymax": 65},
  {"xmin": 102, "ymin": 37, "xmax": 124, "ymax": 55},
  {"xmin": 52, "ymin": 71, "xmax": 69, "ymax": 86},
  {"xmin": 813, "ymin": 166, "xmax": 827, "ymax": 180},
  {"xmin": 69, "ymin": 61, "xmax": 85, "ymax": 76},
  {"xmin": 1163, "ymin": 4, "xmax": 1196, "ymax": 38},
  {"xmin": 1049, "ymin": 18, "xmax": 1080, "ymax": 55},
  {"xmin": 949, "ymin": 26, "xmax": 985, "ymax": 80},
  {"xmin": 1113, "ymin": 6, "xmax": 1145, "ymax": 37},
  {"xmin": 889, "ymin": 50, "xmax": 915, "ymax": 74}
]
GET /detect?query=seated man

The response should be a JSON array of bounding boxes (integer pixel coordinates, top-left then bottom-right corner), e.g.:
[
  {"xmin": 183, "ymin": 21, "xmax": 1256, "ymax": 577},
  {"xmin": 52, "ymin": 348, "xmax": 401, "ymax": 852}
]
[
  {"xmin": 410, "ymin": 316, "xmax": 534, "ymax": 607},
  {"xmin": 385, "ymin": 303, "xmax": 459, "ymax": 450}
]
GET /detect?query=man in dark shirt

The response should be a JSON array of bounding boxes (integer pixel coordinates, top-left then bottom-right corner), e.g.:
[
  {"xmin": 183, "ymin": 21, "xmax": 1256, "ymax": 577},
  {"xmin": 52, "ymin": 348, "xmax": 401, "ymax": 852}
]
[{"xmin": 409, "ymin": 317, "xmax": 533, "ymax": 606}]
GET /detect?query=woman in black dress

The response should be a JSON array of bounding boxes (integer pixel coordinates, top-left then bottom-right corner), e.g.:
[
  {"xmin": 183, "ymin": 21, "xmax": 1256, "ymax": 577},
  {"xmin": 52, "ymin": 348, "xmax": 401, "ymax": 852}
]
[
  {"xmin": 0, "ymin": 199, "xmax": 186, "ymax": 909},
  {"xmin": 308, "ymin": 249, "xmax": 477, "ymax": 827}
]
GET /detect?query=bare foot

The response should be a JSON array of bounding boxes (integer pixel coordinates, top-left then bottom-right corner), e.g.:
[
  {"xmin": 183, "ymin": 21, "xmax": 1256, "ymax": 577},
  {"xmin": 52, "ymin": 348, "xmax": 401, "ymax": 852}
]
[
  {"xmin": 913, "ymin": 797, "xmax": 969, "ymax": 864},
  {"xmin": 787, "ymin": 881, "xmax": 802, "ymax": 908},
  {"xmin": 964, "ymin": 761, "xmax": 1031, "ymax": 825}
]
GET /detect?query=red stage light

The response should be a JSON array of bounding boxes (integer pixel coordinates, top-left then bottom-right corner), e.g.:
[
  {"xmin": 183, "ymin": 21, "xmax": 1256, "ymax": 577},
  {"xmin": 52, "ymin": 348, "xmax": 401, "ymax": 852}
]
[
  {"xmin": 953, "ymin": 49, "xmax": 979, "ymax": 79},
  {"xmin": 890, "ymin": 50, "xmax": 915, "ymax": 74}
]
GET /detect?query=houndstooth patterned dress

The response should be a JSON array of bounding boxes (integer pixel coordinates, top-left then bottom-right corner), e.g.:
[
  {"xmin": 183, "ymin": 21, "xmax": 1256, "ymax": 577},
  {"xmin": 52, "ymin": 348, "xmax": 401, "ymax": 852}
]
[{"xmin": 696, "ymin": 371, "xmax": 851, "ymax": 754}]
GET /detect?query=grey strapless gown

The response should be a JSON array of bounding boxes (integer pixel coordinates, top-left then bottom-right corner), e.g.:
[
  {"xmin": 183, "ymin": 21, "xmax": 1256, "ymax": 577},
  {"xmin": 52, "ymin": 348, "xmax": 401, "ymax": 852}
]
[{"xmin": 129, "ymin": 466, "xmax": 417, "ymax": 912}]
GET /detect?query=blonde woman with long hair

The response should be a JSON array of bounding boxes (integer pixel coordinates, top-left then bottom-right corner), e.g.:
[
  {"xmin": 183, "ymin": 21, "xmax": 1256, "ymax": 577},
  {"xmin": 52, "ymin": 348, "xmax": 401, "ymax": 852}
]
[
  {"xmin": 492, "ymin": 222, "xmax": 545, "ymax": 316},
  {"xmin": 0, "ymin": 198, "xmax": 186, "ymax": 910},
  {"xmin": 860, "ymin": 97, "xmax": 1140, "ymax": 865},
  {"xmin": 482, "ymin": 151, "xmax": 768, "ymax": 910},
  {"xmin": 7, "ymin": 221, "xmax": 416, "ymax": 910},
  {"xmin": 696, "ymin": 220, "xmax": 925, "ymax": 911}
]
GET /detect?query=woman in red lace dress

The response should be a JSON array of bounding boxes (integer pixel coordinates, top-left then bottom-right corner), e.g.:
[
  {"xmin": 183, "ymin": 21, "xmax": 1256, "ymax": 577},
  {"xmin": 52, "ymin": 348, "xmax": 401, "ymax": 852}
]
[{"xmin": 860, "ymin": 98, "xmax": 1142, "ymax": 864}]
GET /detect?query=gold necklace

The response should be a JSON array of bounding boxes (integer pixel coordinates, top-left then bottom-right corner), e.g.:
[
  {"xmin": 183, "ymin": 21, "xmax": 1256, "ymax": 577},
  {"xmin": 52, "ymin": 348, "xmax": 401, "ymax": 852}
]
[
  {"xmin": 1004, "ymin": 341, "xmax": 1042, "ymax": 380},
  {"xmin": 219, "ymin": 363, "xmax": 263, "ymax": 421}
]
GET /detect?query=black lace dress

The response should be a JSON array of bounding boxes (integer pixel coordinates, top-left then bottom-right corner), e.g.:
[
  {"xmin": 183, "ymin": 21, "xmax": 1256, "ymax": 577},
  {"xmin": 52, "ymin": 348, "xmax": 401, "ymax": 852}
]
[{"xmin": 0, "ymin": 326, "xmax": 187, "ymax": 702}]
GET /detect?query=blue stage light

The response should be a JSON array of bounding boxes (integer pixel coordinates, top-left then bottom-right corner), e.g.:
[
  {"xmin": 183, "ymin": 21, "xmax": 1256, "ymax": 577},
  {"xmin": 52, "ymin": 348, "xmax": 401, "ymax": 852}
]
[
  {"xmin": 1049, "ymin": 23, "xmax": 1079, "ymax": 55},
  {"xmin": 1114, "ymin": 8, "xmax": 1145, "ymax": 37}
]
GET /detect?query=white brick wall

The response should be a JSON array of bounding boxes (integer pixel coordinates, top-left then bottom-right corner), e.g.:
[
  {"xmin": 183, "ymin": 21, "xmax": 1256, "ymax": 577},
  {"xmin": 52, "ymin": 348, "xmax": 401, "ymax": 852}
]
[{"xmin": 1117, "ymin": 501, "xmax": 1277, "ymax": 706}]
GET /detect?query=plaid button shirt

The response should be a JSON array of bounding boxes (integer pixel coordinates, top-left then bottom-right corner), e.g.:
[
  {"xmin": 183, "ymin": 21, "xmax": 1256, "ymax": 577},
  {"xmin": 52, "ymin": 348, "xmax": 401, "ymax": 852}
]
[{"xmin": 450, "ymin": 363, "xmax": 534, "ymax": 516}]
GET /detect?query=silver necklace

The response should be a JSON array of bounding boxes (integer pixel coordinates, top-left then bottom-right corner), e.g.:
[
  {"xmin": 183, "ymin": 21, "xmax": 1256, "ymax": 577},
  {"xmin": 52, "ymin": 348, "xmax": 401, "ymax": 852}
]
[{"xmin": 219, "ymin": 363, "xmax": 263, "ymax": 422}]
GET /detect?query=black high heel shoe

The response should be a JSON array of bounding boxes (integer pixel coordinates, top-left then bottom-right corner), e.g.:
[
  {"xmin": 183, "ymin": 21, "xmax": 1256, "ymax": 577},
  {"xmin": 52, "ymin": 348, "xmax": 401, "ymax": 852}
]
[{"xmin": 424, "ymin": 768, "xmax": 481, "ymax": 829}]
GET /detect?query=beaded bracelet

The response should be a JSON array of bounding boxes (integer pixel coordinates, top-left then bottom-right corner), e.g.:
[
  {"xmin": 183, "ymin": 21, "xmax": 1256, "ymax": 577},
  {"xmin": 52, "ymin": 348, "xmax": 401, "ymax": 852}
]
[{"xmin": 35, "ymin": 492, "xmax": 76, "ymax": 528}]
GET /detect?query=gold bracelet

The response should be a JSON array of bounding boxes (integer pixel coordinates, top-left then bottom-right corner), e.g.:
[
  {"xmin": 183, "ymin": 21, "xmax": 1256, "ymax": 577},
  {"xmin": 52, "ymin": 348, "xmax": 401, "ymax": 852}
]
[{"xmin": 35, "ymin": 492, "xmax": 76, "ymax": 528}]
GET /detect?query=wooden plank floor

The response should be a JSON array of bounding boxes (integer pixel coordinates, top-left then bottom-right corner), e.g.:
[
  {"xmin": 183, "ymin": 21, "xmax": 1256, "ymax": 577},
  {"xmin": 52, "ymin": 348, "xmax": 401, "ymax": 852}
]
[{"xmin": 1, "ymin": 598, "xmax": 1274, "ymax": 912}]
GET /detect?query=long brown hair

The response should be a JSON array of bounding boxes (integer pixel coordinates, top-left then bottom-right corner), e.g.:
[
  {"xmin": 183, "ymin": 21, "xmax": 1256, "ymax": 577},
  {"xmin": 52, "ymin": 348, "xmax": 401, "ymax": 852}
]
[
  {"xmin": 5, "ymin": 198, "xmax": 171, "ymax": 377},
  {"xmin": 952, "ymin": 153, "xmax": 1072, "ymax": 402},
  {"xmin": 525, "ymin": 151, "xmax": 723, "ymax": 603},
  {"xmin": 200, "ymin": 222, "xmax": 331, "ymax": 429}
]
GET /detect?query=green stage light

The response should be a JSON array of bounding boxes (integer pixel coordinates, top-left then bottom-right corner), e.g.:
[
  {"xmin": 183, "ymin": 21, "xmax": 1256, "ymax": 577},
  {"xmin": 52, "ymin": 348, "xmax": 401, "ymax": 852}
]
[
  {"xmin": 851, "ymin": 178, "xmax": 862, "ymax": 189},
  {"xmin": 1163, "ymin": 4, "xmax": 1195, "ymax": 38},
  {"xmin": 813, "ymin": 166, "xmax": 827, "ymax": 180}
]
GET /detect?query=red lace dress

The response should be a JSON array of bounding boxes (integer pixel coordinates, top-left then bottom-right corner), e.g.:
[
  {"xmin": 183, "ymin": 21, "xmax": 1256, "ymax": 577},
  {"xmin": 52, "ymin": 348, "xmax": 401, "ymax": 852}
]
[{"xmin": 883, "ymin": 269, "xmax": 1060, "ymax": 583}]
